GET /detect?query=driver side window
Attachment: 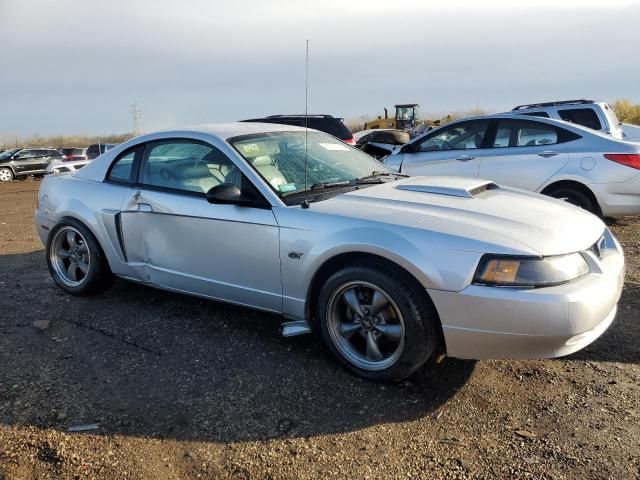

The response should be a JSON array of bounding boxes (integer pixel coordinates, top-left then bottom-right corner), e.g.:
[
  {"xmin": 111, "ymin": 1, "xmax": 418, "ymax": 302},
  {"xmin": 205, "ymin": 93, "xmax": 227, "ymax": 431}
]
[
  {"xmin": 139, "ymin": 140, "xmax": 241, "ymax": 194},
  {"xmin": 416, "ymin": 121, "xmax": 489, "ymax": 152}
]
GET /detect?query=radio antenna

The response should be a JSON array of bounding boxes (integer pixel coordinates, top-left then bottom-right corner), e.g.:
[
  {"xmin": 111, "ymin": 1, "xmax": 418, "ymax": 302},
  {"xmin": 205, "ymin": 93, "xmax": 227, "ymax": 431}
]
[{"xmin": 301, "ymin": 39, "xmax": 310, "ymax": 209}]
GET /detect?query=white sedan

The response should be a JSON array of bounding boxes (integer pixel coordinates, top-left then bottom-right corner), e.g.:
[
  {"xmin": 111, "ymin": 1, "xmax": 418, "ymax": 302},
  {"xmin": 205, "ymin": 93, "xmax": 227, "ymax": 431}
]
[
  {"xmin": 35, "ymin": 123, "xmax": 624, "ymax": 380},
  {"xmin": 384, "ymin": 115, "xmax": 640, "ymax": 216}
]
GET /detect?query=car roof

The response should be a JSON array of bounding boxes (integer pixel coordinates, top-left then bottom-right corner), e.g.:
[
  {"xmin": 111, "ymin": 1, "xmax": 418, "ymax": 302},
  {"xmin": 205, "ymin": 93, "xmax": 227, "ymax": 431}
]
[
  {"xmin": 408, "ymin": 113, "xmax": 616, "ymax": 144},
  {"xmin": 148, "ymin": 122, "xmax": 311, "ymax": 141}
]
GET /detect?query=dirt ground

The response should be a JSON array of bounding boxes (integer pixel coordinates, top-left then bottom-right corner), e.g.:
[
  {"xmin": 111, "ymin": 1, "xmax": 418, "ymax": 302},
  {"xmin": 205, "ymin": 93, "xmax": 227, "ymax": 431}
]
[{"xmin": 0, "ymin": 178, "xmax": 638, "ymax": 480}]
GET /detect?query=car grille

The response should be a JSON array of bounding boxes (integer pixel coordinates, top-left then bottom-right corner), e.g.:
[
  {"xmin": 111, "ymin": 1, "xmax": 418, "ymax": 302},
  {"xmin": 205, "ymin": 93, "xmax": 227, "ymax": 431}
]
[{"xmin": 587, "ymin": 235, "xmax": 606, "ymax": 259}]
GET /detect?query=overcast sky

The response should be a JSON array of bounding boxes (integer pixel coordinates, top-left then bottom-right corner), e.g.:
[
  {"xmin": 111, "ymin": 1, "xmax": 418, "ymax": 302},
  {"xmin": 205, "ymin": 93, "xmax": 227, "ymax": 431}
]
[{"xmin": 1, "ymin": 0, "xmax": 639, "ymax": 137}]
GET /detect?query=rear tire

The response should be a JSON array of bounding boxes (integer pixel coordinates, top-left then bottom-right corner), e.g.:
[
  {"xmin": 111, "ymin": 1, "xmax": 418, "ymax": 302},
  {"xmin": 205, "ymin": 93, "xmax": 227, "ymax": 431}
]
[
  {"xmin": 545, "ymin": 187, "xmax": 597, "ymax": 214},
  {"xmin": 46, "ymin": 218, "xmax": 115, "ymax": 296},
  {"xmin": 0, "ymin": 167, "xmax": 14, "ymax": 182},
  {"xmin": 316, "ymin": 261, "xmax": 440, "ymax": 381}
]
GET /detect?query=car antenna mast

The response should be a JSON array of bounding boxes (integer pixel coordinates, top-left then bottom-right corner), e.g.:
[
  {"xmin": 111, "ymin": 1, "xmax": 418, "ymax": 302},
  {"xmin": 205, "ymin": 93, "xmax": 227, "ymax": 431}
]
[{"xmin": 301, "ymin": 39, "xmax": 310, "ymax": 209}]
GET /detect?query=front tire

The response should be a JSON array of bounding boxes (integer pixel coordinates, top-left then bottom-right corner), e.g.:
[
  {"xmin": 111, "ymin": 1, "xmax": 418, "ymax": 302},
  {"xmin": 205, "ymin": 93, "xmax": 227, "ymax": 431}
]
[
  {"xmin": 46, "ymin": 218, "xmax": 115, "ymax": 295},
  {"xmin": 0, "ymin": 167, "xmax": 14, "ymax": 182},
  {"xmin": 316, "ymin": 261, "xmax": 440, "ymax": 381}
]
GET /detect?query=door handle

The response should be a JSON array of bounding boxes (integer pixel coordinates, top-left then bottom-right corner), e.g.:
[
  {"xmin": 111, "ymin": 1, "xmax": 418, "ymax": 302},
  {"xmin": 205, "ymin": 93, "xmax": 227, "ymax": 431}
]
[
  {"xmin": 136, "ymin": 203, "xmax": 153, "ymax": 212},
  {"xmin": 456, "ymin": 155, "xmax": 475, "ymax": 162},
  {"xmin": 538, "ymin": 151, "xmax": 559, "ymax": 158}
]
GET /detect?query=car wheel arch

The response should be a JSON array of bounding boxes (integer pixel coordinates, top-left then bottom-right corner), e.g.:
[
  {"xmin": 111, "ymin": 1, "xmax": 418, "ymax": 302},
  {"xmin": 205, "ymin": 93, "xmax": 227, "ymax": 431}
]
[
  {"xmin": 305, "ymin": 251, "xmax": 447, "ymax": 357},
  {"xmin": 50, "ymin": 215, "xmax": 115, "ymax": 269},
  {"xmin": 540, "ymin": 180, "xmax": 602, "ymax": 216},
  {"xmin": 305, "ymin": 253, "xmax": 432, "ymax": 318}
]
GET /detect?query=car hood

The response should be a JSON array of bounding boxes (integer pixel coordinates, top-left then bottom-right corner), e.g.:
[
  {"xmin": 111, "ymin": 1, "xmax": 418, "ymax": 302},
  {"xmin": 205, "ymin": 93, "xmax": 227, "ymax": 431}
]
[{"xmin": 307, "ymin": 176, "xmax": 605, "ymax": 256}]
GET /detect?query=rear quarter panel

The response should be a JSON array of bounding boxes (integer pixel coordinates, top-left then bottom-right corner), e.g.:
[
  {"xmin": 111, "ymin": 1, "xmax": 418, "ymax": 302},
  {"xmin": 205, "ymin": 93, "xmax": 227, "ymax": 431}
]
[{"xmin": 37, "ymin": 175, "xmax": 132, "ymax": 274}]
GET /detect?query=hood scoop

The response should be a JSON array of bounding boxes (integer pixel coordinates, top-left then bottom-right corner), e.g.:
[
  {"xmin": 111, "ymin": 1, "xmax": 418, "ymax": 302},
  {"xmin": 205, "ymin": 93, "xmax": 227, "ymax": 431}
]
[{"xmin": 396, "ymin": 179, "xmax": 498, "ymax": 198}]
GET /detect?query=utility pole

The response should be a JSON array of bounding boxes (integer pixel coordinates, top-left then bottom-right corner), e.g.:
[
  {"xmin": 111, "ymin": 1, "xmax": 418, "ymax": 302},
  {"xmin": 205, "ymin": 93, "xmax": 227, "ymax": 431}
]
[{"xmin": 131, "ymin": 103, "xmax": 142, "ymax": 137}]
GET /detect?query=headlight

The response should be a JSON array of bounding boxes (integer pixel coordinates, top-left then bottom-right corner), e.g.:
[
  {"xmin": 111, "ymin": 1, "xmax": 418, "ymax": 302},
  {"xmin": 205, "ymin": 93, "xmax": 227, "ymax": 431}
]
[{"xmin": 473, "ymin": 253, "xmax": 589, "ymax": 287}]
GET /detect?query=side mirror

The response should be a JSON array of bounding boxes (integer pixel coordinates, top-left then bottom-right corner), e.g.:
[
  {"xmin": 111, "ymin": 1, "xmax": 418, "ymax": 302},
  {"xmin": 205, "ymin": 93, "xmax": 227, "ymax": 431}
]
[
  {"xmin": 206, "ymin": 183, "xmax": 255, "ymax": 206},
  {"xmin": 401, "ymin": 143, "xmax": 416, "ymax": 154}
]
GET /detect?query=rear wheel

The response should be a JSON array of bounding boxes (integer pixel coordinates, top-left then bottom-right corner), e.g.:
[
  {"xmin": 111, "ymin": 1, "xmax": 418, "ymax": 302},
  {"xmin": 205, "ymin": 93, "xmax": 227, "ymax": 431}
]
[
  {"xmin": 46, "ymin": 218, "xmax": 115, "ymax": 295},
  {"xmin": 546, "ymin": 187, "xmax": 597, "ymax": 214},
  {"xmin": 0, "ymin": 167, "xmax": 14, "ymax": 182},
  {"xmin": 317, "ymin": 262, "xmax": 440, "ymax": 381}
]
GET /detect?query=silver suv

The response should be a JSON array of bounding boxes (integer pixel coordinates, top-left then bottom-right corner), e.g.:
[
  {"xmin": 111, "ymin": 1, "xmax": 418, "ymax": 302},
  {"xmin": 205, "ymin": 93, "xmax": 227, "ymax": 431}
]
[{"xmin": 509, "ymin": 99, "xmax": 624, "ymax": 140}]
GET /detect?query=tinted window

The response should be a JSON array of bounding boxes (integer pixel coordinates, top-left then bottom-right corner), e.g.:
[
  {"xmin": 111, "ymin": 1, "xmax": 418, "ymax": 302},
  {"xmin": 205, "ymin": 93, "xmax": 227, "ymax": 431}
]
[
  {"xmin": 243, "ymin": 117, "xmax": 352, "ymax": 140},
  {"xmin": 0, "ymin": 148, "xmax": 20, "ymax": 160},
  {"xmin": 558, "ymin": 108, "xmax": 602, "ymax": 130},
  {"xmin": 15, "ymin": 150, "xmax": 36, "ymax": 159},
  {"xmin": 40, "ymin": 149, "xmax": 60, "ymax": 157},
  {"xmin": 416, "ymin": 120, "xmax": 490, "ymax": 152},
  {"xmin": 139, "ymin": 140, "xmax": 241, "ymax": 194},
  {"xmin": 107, "ymin": 149, "xmax": 137, "ymax": 183},
  {"xmin": 518, "ymin": 111, "xmax": 550, "ymax": 118},
  {"xmin": 493, "ymin": 120, "xmax": 558, "ymax": 147},
  {"xmin": 62, "ymin": 148, "xmax": 85, "ymax": 155},
  {"xmin": 307, "ymin": 118, "xmax": 352, "ymax": 139}
]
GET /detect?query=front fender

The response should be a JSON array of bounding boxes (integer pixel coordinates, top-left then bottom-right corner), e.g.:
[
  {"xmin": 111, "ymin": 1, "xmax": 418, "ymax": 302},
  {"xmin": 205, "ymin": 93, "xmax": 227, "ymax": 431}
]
[{"xmin": 278, "ymin": 220, "xmax": 482, "ymax": 321}]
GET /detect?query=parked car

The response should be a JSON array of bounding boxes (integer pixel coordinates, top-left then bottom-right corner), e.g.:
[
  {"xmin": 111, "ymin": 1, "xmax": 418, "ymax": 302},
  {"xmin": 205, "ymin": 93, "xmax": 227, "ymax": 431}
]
[
  {"xmin": 60, "ymin": 147, "xmax": 87, "ymax": 162},
  {"xmin": 0, "ymin": 147, "xmax": 62, "ymax": 181},
  {"xmin": 384, "ymin": 115, "xmax": 640, "ymax": 217},
  {"xmin": 509, "ymin": 99, "xmax": 624, "ymax": 140},
  {"xmin": 86, "ymin": 143, "xmax": 116, "ymax": 160},
  {"xmin": 47, "ymin": 159, "xmax": 91, "ymax": 175},
  {"xmin": 622, "ymin": 123, "xmax": 640, "ymax": 143},
  {"xmin": 35, "ymin": 123, "xmax": 623, "ymax": 381},
  {"xmin": 241, "ymin": 114, "xmax": 354, "ymax": 144},
  {"xmin": 354, "ymin": 129, "xmax": 410, "ymax": 159}
]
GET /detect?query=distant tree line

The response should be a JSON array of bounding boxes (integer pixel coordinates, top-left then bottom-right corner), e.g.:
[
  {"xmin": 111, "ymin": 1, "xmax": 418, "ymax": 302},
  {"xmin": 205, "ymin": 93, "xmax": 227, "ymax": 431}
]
[{"xmin": 0, "ymin": 133, "xmax": 132, "ymax": 150}]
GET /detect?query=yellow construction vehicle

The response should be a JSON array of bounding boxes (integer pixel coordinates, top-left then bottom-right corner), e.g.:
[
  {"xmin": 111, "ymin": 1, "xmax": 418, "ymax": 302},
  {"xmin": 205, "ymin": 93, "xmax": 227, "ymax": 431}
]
[{"xmin": 364, "ymin": 104, "xmax": 419, "ymax": 131}]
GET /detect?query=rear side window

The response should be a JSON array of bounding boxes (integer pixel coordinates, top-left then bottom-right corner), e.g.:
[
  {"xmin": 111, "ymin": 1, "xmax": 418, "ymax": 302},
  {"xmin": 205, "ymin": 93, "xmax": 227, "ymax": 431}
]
[
  {"xmin": 107, "ymin": 148, "xmax": 138, "ymax": 183},
  {"xmin": 307, "ymin": 118, "xmax": 352, "ymax": 139},
  {"xmin": 558, "ymin": 108, "xmax": 602, "ymax": 130},
  {"xmin": 493, "ymin": 120, "xmax": 559, "ymax": 147}
]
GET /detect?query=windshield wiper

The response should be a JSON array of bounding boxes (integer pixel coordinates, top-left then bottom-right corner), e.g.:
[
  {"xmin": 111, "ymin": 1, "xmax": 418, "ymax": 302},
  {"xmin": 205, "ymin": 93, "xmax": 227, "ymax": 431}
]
[
  {"xmin": 355, "ymin": 170, "xmax": 408, "ymax": 184},
  {"xmin": 309, "ymin": 180, "xmax": 353, "ymax": 190}
]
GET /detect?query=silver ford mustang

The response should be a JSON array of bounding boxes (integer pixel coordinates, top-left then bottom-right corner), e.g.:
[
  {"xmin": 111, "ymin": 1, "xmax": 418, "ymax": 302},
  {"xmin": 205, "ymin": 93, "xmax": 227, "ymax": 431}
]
[{"xmin": 35, "ymin": 123, "xmax": 625, "ymax": 381}]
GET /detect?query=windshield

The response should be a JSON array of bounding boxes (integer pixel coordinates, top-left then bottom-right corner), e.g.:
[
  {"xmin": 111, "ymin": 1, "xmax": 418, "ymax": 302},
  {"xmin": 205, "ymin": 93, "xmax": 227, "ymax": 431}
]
[
  {"xmin": 229, "ymin": 131, "xmax": 395, "ymax": 199},
  {"xmin": 0, "ymin": 148, "xmax": 20, "ymax": 160}
]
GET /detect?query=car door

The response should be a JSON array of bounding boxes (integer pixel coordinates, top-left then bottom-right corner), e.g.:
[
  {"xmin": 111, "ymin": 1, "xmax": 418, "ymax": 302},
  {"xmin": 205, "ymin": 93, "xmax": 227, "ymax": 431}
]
[
  {"xmin": 11, "ymin": 149, "xmax": 42, "ymax": 174},
  {"xmin": 34, "ymin": 149, "xmax": 57, "ymax": 171},
  {"xmin": 478, "ymin": 119, "xmax": 570, "ymax": 191},
  {"xmin": 398, "ymin": 120, "xmax": 490, "ymax": 178},
  {"xmin": 118, "ymin": 138, "xmax": 282, "ymax": 313}
]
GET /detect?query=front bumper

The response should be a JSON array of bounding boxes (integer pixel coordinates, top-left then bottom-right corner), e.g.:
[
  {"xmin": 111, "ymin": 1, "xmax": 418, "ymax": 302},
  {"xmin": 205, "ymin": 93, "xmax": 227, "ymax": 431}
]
[
  {"xmin": 34, "ymin": 212, "xmax": 55, "ymax": 247},
  {"xmin": 429, "ymin": 230, "xmax": 625, "ymax": 359}
]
